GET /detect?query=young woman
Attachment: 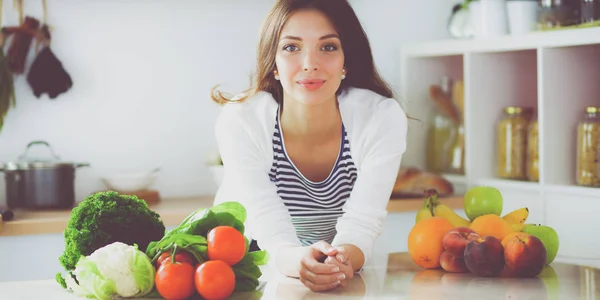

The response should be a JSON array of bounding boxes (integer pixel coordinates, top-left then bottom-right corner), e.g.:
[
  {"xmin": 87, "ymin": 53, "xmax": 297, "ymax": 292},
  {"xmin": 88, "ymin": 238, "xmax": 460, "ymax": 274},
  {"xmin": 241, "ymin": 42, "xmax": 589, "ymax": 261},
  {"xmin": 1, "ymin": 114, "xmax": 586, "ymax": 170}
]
[{"xmin": 211, "ymin": 0, "xmax": 408, "ymax": 292}]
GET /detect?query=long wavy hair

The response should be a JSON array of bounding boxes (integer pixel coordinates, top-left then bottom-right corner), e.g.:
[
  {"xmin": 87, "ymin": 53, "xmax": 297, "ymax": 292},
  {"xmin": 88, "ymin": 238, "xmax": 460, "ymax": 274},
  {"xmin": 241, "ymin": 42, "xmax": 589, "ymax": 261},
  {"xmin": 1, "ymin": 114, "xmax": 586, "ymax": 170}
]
[{"xmin": 211, "ymin": 0, "xmax": 397, "ymax": 105}]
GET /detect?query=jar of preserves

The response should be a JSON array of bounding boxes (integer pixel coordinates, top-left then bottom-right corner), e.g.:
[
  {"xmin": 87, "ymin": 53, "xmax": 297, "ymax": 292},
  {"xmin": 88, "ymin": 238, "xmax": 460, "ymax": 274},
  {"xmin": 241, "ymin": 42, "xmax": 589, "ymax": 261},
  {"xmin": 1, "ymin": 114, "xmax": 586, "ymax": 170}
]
[
  {"xmin": 497, "ymin": 106, "xmax": 533, "ymax": 180},
  {"xmin": 527, "ymin": 118, "xmax": 539, "ymax": 182},
  {"xmin": 426, "ymin": 112, "xmax": 457, "ymax": 172},
  {"xmin": 576, "ymin": 106, "xmax": 600, "ymax": 187}
]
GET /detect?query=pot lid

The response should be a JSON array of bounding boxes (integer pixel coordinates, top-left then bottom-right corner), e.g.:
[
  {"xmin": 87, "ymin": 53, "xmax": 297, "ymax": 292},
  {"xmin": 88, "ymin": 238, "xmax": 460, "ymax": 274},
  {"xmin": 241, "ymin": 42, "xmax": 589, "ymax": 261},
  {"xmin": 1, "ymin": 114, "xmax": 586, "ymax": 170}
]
[{"xmin": 1, "ymin": 141, "xmax": 90, "ymax": 171}]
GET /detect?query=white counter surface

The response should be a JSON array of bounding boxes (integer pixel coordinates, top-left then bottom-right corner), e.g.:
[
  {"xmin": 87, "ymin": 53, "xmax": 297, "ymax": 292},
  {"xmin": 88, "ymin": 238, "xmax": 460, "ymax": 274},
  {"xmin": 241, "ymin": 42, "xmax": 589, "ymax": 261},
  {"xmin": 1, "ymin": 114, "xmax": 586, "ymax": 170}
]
[{"xmin": 1, "ymin": 252, "xmax": 598, "ymax": 299}]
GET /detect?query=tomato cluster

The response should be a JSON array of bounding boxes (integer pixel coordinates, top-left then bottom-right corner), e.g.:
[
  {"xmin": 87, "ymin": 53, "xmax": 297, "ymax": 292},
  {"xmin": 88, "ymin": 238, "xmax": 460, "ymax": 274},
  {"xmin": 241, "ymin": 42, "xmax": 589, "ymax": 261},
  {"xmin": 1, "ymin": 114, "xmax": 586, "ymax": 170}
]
[{"xmin": 154, "ymin": 226, "xmax": 247, "ymax": 300}]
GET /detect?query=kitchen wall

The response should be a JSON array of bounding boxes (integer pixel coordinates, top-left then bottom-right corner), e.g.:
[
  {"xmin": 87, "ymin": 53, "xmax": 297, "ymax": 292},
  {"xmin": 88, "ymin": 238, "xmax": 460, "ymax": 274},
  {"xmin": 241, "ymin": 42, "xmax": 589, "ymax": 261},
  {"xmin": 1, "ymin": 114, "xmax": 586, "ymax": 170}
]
[{"xmin": 0, "ymin": 0, "xmax": 456, "ymax": 205}]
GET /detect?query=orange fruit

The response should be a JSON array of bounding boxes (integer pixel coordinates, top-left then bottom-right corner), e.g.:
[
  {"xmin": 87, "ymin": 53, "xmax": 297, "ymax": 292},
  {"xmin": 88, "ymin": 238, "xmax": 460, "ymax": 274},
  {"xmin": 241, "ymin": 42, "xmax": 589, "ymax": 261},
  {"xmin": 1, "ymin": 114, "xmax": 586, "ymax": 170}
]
[
  {"xmin": 469, "ymin": 214, "xmax": 513, "ymax": 241},
  {"xmin": 408, "ymin": 217, "xmax": 454, "ymax": 269}
]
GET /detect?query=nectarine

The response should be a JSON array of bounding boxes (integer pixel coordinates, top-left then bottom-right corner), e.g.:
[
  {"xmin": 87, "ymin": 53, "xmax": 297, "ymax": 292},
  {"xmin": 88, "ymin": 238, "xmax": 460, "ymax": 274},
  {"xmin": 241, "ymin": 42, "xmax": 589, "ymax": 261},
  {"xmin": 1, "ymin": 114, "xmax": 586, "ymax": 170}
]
[
  {"xmin": 503, "ymin": 232, "xmax": 547, "ymax": 277},
  {"xmin": 442, "ymin": 227, "xmax": 480, "ymax": 258},
  {"xmin": 464, "ymin": 236, "xmax": 505, "ymax": 277},
  {"xmin": 439, "ymin": 251, "xmax": 469, "ymax": 273}
]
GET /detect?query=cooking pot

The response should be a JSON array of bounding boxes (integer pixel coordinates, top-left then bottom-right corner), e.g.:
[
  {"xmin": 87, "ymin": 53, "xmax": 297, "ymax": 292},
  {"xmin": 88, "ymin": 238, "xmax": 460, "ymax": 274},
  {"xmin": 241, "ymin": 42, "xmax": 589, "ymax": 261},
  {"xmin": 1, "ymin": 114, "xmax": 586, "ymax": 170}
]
[{"xmin": 0, "ymin": 140, "xmax": 90, "ymax": 210}]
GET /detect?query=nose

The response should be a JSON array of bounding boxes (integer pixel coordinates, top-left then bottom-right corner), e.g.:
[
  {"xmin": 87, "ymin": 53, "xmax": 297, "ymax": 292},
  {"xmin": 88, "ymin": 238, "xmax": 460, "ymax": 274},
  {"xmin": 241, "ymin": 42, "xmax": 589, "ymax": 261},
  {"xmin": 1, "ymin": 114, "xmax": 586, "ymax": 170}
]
[{"xmin": 302, "ymin": 50, "xmax": 318, "ymax": 72}]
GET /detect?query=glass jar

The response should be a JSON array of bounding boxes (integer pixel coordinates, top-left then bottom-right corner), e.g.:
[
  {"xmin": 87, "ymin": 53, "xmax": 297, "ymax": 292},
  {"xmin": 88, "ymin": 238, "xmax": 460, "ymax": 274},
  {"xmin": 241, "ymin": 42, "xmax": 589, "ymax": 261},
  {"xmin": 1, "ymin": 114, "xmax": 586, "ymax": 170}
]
[
  {"xmin": 527, "ymin": 118, "xmax": 539, "ymax": 182},
  {"xmin": 497, "ymin": 106, "xmax": 533, "ymax": 180},
  {"xmin": 576, "ymin": 106, "xmax": 600, "ymax": 187},
  {"xmin": 426, "ymin": 112, "xmax": 457, "ymax": 172},
  {"xmin": 446, "ymin": 123, "xmax": 465, "ymax": 174},
  {"xmin": 580, "ymin": 0, "xmax": 600, "ymax": 24},
  {"xmin": 537, "ymin": 0, "xmax": 581, "ymax": 29}
]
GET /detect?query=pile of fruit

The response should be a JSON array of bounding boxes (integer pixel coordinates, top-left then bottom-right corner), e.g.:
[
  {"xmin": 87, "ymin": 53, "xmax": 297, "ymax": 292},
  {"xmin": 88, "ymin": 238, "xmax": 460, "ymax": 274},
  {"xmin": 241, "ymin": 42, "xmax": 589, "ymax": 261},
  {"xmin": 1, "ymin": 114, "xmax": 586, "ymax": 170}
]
[{"xmin": 408, "ymin": 186, "xmax": 560, "ymax": 278}]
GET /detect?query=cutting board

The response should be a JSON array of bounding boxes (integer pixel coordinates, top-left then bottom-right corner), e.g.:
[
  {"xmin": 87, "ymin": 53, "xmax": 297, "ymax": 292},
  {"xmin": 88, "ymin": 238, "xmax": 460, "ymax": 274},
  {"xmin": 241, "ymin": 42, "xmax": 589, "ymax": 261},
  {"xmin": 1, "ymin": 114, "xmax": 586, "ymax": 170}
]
[
  {"xmin": 95, "ymin": 189, "xmax": 161, "ymax": 206},
  {"xmin": 122, "ymin": 190, "xmax": 161, "ymax": 206}
]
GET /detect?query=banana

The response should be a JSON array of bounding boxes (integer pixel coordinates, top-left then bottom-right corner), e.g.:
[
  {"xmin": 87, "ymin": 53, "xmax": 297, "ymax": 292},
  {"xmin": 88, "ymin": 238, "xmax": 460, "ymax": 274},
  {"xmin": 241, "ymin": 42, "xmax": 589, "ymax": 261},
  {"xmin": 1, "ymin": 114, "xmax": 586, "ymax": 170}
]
[
  {"xmin": 433, "ymin": 203, "xmax": 472, "ymax": 227},
  {"xmin": 415, "ymin": 193, "xmax": 434, "ymax": 224},
  {"xmin": 502, "ymin": 207, "xmax": 529, "ymax": 225},
  {"xmin": 423, "ymin": 188, "xmax": 472, "ymax": 227},
  {"xmin": 511, "ymin": 223, "xmax": 526, "ymax": 232}
]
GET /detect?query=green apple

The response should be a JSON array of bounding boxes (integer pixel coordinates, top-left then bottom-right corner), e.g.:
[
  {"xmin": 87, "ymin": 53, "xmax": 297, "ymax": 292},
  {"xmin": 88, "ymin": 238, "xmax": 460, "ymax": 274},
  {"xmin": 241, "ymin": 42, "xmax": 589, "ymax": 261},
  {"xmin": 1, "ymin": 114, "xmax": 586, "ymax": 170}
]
[
  {"xmin": 522, "ymin": 224, "xmax": 560, "ymax": 265},
  {"xmin": 464, "ymin": 186, "xmax": 503, "ymax": 221}
]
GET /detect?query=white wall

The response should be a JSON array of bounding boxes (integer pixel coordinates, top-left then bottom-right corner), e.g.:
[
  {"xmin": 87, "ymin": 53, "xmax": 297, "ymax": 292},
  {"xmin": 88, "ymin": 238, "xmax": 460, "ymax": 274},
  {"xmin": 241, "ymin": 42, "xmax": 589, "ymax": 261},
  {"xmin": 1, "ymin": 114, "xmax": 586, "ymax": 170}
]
[{"xmin": 0, "ymin": 0, "xmax": 456, "ymax": 205}]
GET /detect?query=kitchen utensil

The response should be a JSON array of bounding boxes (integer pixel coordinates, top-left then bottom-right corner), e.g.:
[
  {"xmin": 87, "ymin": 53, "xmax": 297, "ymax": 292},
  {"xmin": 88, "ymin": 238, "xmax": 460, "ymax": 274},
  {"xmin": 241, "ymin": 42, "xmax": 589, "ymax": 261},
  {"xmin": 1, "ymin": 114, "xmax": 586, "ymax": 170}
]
[
  {"xmin": 452, "ymin": 80, "xmax": 465, "ymax": 121},
  {"xmin": 429, "ymin": 84, "xmax": 460, "ymax": 125},
  {"xmin": 0, "ymin": 140, "xmax": 90, "ymax": 210},
  {"xmin": 101, "ymin": 168, "xmax": 160, "ymax": 193}
]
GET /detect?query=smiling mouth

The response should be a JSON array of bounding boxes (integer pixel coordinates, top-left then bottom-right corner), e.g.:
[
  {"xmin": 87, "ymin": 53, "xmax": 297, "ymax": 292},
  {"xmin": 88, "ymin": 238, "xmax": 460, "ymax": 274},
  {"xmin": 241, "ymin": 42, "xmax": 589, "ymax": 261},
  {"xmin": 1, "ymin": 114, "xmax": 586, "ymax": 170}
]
[
  {"xmin": 297, "ymin": 80, "xmax": 325, "ymax": 91},
  {"xmin": 297, "ymin": 79, "xmax": 325, "ymax": 84}
]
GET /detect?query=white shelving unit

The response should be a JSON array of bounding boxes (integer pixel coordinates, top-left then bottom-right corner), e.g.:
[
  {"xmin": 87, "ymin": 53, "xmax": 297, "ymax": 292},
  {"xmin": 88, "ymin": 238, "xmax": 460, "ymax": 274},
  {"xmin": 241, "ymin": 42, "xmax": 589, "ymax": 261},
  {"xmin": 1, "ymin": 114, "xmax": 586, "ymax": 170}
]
[{"xmin": 399, "ymin": 27, "xmax": 600, "ymax": 261}]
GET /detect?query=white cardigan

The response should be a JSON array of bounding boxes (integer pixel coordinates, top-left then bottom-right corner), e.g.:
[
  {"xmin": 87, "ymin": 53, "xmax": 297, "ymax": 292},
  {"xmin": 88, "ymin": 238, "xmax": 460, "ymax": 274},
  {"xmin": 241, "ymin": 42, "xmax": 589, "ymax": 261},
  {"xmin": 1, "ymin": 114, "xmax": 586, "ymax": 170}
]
[{"xmin": 213, "ymin": 86, "xmax": 408, "ymax": 267}]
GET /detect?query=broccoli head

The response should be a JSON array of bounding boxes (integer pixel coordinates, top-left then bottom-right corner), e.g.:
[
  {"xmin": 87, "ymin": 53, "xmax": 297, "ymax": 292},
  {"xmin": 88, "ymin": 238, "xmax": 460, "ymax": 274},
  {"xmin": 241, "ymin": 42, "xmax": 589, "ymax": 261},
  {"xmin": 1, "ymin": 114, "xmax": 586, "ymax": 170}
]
[{"xmin": 59, "ymin": 191, "xmax": 165, "ymax": 271}]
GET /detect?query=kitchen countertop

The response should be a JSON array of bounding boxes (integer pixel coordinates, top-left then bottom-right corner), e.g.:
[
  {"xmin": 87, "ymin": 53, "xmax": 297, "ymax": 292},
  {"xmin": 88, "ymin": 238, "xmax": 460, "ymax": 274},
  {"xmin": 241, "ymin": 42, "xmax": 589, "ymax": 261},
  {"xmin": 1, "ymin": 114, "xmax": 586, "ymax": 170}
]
[
  {"xmin": 0, "ymin": 252, "xmax": 597, "ymax": 299},
  {"xmin": 0, "ymin": 195, "xmax": 464, "ymax": 237}
]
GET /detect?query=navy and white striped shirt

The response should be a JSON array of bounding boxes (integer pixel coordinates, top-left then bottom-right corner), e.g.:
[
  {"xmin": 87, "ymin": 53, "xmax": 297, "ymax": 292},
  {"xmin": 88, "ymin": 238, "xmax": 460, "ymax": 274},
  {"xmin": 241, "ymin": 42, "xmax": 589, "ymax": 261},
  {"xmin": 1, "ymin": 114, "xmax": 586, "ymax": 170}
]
[{"xmin": 269, "ymin": 109, "xmax": 358, "ymax": 246}]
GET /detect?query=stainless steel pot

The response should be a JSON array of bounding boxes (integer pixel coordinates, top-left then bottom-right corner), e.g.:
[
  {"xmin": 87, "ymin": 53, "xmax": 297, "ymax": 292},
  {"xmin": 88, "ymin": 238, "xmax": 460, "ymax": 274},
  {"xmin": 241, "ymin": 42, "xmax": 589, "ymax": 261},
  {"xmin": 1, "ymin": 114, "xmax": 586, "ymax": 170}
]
[{"xmin": 0, "ymin": 140, "xmax": 90, "ymax": 210}]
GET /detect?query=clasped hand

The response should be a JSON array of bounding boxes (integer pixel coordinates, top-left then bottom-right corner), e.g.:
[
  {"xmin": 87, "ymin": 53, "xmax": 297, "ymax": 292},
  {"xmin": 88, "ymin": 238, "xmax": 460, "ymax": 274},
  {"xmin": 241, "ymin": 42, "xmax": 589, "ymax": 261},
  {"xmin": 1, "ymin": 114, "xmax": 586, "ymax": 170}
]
[{"xmin": 298, "ymin": 241, "xmax": 354, "ymax": 292}]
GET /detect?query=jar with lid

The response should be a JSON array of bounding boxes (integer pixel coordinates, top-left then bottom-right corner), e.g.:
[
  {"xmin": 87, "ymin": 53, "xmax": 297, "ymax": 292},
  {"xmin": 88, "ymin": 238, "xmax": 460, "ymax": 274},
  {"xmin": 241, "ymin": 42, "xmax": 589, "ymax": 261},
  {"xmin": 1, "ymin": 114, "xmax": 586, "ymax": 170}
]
[
  {"xmin": 527, "ymin": 117, "xmax": 539, "ymax": 182},
  {"xmin": 497, "ymin": 106, "xmax": 533, "ymax": 180},
  {"xmin": 537, "ymin": 0, "xmax": 580, "ymax": 29},
  {"xmin": 426, "ymin": 110, "xmax": 457, "ymax": 172},
  {"xmin": 580, "ymin": 0, "xmax": 600, "ymax": 24},
  {"xmin": 576, "ymin": 106, "xmax": 600, "ymax": 187}
]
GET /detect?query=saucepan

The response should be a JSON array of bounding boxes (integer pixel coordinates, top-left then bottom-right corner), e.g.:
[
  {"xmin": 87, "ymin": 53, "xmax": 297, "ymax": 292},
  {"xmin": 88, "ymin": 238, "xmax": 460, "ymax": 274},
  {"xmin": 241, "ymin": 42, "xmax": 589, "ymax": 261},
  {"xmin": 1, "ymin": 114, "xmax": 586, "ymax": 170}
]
[{"xmin": 0, "ymin": 140, "xmax": 90, "ymax": 210}]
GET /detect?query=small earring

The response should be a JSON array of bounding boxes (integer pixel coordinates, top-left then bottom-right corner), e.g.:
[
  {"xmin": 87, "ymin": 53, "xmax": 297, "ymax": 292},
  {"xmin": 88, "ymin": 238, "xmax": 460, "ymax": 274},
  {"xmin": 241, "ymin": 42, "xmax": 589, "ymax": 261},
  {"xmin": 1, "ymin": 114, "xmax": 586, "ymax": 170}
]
[
  {"xmin": 341, "ymin": 74, "xmax": 346, "ymax": 80},
  {"xmin": 274, "ymin": 75, "xmax": 280, "ymax": 80}
]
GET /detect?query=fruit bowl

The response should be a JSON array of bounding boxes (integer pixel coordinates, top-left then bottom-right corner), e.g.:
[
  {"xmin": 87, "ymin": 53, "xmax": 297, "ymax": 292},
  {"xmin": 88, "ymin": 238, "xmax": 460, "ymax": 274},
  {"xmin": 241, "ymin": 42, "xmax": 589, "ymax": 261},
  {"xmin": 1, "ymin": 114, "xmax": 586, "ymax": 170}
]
[{"xmin": 101, "ymin": 169, "xmax": 160, "ymax": 193}]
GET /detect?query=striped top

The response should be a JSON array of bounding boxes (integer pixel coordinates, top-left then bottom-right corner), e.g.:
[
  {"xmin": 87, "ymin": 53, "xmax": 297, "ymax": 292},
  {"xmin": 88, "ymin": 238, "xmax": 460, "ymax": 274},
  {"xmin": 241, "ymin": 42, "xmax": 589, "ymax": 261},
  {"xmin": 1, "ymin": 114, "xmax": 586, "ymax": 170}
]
[{"xmin": 269, "ymin": 109, "xmax": 358, "ymax": 246}]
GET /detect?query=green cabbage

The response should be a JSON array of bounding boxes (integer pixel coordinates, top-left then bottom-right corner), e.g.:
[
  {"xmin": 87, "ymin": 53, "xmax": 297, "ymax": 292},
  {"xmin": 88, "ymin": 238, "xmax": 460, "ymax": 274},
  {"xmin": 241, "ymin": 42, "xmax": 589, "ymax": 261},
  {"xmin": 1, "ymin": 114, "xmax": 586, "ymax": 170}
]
[{"xmin": 60, "ymin": 242, "xmax": 155, "ymax": 300}]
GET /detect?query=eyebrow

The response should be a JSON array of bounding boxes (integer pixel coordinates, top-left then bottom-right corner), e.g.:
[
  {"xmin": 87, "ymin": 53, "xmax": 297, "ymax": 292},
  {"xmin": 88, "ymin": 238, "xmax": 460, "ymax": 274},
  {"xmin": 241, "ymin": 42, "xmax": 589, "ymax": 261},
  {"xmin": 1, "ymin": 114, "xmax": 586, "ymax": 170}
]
[{"xmin": 280, "ymin": 33, "xmax": 340, "ymax": 41}]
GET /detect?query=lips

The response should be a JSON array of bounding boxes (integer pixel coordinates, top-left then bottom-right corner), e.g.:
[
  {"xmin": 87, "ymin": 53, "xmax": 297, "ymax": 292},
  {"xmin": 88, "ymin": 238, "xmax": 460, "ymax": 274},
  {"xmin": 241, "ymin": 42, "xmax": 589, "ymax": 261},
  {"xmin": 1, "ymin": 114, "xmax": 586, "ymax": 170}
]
[{"xmin": 297, "ymin": 79, "xmax": 325, "ymax": 91}]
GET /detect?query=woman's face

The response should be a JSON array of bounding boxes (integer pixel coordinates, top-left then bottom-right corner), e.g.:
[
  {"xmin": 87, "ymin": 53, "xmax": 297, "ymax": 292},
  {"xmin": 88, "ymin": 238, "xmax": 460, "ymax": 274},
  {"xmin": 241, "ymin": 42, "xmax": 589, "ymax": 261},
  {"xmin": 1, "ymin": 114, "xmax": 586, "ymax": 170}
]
[{"xmin": 274, "ymin": 9, "xmax": 346, "ymax": 106}]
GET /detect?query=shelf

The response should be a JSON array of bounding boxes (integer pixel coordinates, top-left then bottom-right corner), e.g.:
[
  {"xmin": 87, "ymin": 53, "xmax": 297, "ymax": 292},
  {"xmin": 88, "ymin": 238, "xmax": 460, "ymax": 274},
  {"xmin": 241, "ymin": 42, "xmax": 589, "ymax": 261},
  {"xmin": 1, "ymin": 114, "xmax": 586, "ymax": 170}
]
[
  {"xmin": 540, "ymin": 43, "xmax": 600, "ymax": 186},
  {"xmin": 399, "ymin": 27, "xmax": 600, "ymax": 261},
  {"xmin": 471, "ymin": 178, "xmax": 541, "ymax": 192},
  {"xmin": 400, "ymin": 54, "xmax": 464, "ymax": 171},
  {"xmin": 400, "ymin": 26, "xmax": 600, "ymax": 57},
  {"xmin": 466, "ymin": 49, "xmax": 538, "ymax": 180},
  {"xmin": 545, "ymin": 184, "xmax": 600, "ymax": 198}
]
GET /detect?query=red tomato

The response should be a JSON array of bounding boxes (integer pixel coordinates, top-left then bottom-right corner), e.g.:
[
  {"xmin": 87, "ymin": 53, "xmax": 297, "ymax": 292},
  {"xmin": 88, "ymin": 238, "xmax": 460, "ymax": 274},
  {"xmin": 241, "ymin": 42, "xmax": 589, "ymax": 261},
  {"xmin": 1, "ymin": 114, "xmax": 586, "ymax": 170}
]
[
  {"xmin": 195, "ymin": 260, "xmax": 236, "ymax": 300},
  {"xmin": 157, "ymin": 251, "xmax": 196, "ymax": 266},
  {"xmin": 207, "ymin": 226, "xmax": 246, "ymax": 265},
  {"xmin": 155, "ymin": 262, "xmax": 196, "ymax": 300}
]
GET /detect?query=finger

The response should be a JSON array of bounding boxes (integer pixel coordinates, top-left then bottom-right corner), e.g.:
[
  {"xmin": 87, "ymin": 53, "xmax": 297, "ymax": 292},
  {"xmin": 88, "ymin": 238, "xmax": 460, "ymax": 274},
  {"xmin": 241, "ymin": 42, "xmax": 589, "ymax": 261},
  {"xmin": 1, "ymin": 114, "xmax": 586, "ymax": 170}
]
[
  {"xmin": 333, "ymin": 247, "xmax": 349, "ymax": 263},
  {"xmin": 312, "ymin": 240, "xmax": 338, "ymax": 256},
  {"xmin": 300, "ymin": 277, "xmax": 341, "ymax": 292},
  {"xmin": 299, "ymin": 266, "xmax": 346, "ymax": 285},
  {"xmin": 301, "ymin": 255, "xmax": 341, "ymax": 275},
  {"xmin": 325, "ymin": 256, "xmax": 354, "ymax": 280}
]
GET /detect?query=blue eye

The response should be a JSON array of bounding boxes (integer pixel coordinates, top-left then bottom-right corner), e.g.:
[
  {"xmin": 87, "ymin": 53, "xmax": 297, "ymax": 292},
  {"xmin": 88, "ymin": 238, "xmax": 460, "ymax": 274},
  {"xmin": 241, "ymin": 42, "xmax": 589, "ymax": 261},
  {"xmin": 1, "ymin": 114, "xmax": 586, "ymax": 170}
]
[{"xmin": 283, "ymin": 44, "xmax": 299, "ymax": 52}]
